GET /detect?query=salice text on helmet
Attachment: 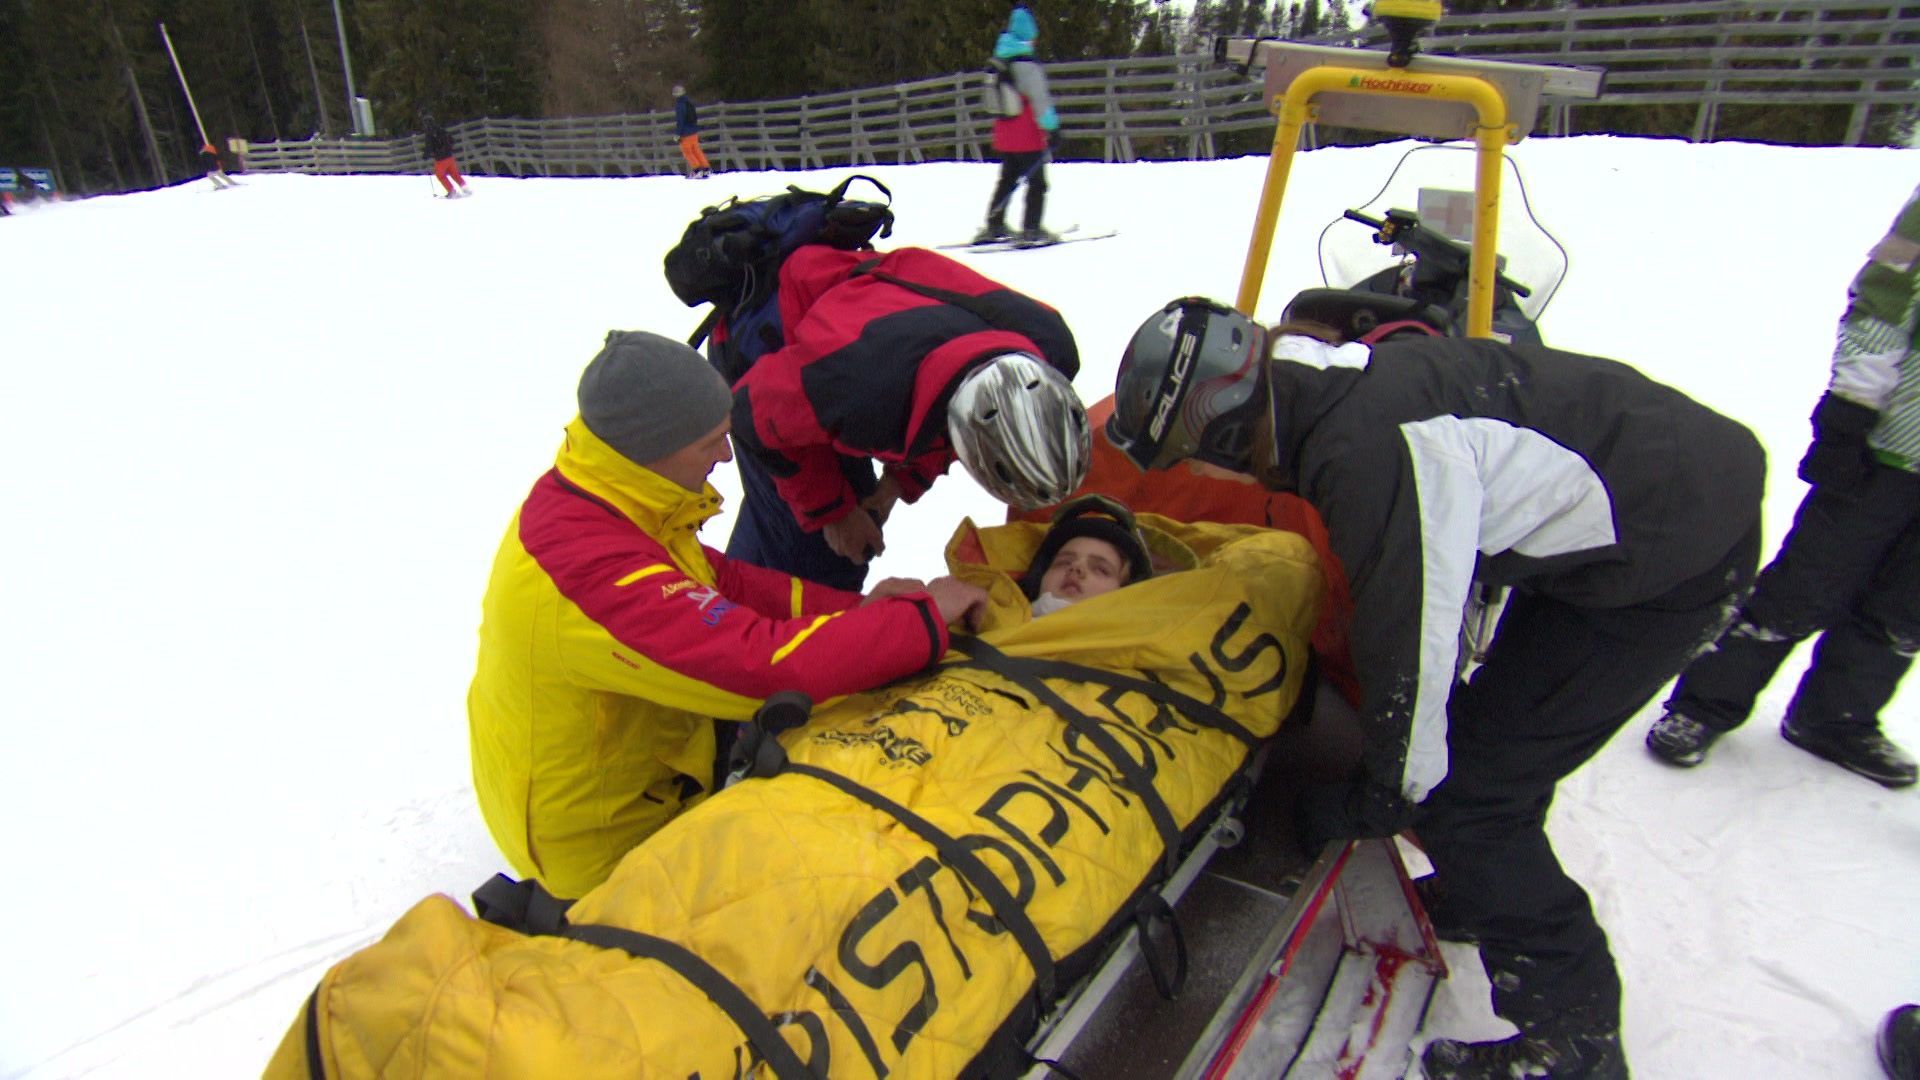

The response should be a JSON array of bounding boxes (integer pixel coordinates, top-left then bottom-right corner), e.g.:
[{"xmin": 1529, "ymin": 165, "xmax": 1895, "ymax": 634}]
[{"xmin": 1147, "ymin": 331, "xmax": 1201, "ymax": 444}]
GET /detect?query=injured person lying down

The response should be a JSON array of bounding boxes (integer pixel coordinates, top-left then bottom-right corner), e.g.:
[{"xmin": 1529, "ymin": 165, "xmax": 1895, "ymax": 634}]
[
  {"xmin": 1019, "ymin": 495, "xmax": 1156, "ymax": 615},
  {"xmin": 268, "ymin": 500, "xmax": 1327, "ymax": 1080}
]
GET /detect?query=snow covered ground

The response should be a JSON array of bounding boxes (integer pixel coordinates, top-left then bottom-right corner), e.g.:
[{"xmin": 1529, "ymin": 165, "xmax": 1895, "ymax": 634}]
[{"xmin": 1, "ymin": 136, "xmax": 1915, "ymax": 1078}]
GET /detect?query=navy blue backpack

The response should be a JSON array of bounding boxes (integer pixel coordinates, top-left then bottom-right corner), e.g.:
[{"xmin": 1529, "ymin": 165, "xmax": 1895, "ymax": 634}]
[
  {"xmin": 661, "ymin": 174, "xmax": 895, "ymax": 591},
  {"xmin": 664, "ymin": 174, "xmax": 893, "ymax": 383}
]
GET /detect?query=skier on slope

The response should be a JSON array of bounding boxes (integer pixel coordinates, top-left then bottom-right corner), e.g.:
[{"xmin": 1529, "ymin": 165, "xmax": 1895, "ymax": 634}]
[
  {"xmin": 972, "ymin": 5, "xmax": 1061, "ymax": 248},
  {"xmin": 421, "ymin": 114, "xmax": 470, "ymax": 198},
  {"xmin": 673, "ymin": 85, "xmax": 713, "ymax": 179},
  {"xmin": 1107, "ymin": 297, "xmax": 1767, "ymax": 1079},
  {"xmin": 200, "ymin": 141, "xmax": 238, "ymax": 190}
]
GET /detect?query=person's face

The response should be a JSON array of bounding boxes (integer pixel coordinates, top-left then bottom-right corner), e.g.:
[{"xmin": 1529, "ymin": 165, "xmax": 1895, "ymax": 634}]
[
  {"xmin": 647, "ymin": 419, "xmax": 733, "ymax": 491},
  {"xmin": 1039, "ymin": 536, "xmax": 1129, "ymax": 601}
]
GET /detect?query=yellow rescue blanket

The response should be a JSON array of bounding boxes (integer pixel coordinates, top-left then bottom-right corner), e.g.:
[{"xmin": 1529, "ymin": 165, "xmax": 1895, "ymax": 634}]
[{"xmin": 267, "ymin": 518, "xmax": 1323, "ymax": 1079}]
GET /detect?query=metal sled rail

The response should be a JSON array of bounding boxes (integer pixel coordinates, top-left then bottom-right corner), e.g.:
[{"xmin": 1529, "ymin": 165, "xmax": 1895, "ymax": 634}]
[{"xmin": 1021, "ymin": 691, "xmax": 1447, "ymax": 1080}]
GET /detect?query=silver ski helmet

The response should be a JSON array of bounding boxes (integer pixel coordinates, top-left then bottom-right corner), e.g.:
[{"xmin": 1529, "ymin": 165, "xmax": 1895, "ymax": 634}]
[
  {"xmin": 1108, "ymin": 297, "xmax": 1266, "ymax": 472},
  {"xmin": 947, "ymin": 353, "xmax": 1091, "ymax": 510}
]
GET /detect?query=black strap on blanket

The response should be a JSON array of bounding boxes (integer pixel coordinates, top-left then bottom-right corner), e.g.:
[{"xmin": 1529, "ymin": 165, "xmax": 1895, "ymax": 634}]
[
  {"xmin": 473, "ymin": 872, "xmax": 574, "ymax": 934},
  {"xmin": 726, "ymin": 690, "xmax": 812, "ymax": 784},
  {"xmin": 302, "ymin": 987, "xmax": 327, "ymax": 1079},
  {"xmin": 932, "ymin": 649, "xmax": 1259, "ymax": 749},
  {"xmin": 470, "ymin": 875, "xmax": 815, "ymax": 1079},
  {"xmin": 728, "ymin": 695, "xmax": 1059, "ymax": 1012},
  {"xmin": 948, "ymin": 636, "xmax": 1187, "ymax": 879},
  {"xmin": 785, "ymin": 762, "xmax": 1059, "ymax": 1009},
  {"xmin": 562, "ymin": 922, "xmax": 815, "ymax": 1079},
  {"xmin": 1131, "ymin": 893, "xmax": 1189, "ymax": 1001}
]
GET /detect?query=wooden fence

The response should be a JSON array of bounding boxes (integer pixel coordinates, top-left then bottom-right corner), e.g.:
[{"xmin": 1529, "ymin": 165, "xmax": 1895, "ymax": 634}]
[
  {"xmin": 237, "ymin": 0, "xmax": 1918, "ymax": 180},
  {"xmin": 1404, "ymin": 0, "xmax": 1920, "ymax": 144}
]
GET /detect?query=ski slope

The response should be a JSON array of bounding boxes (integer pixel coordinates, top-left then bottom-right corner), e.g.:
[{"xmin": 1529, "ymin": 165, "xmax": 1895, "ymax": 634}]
[{"xmin": 0, "ymin": 136, "xmax": 1916, "ymax": 1078}]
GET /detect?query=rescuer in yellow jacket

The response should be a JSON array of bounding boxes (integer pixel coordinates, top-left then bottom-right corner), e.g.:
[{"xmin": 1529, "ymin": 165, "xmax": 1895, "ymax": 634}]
[{"xmin": 468, "ymin": 330, "xmax": 990, "ymax": 898}]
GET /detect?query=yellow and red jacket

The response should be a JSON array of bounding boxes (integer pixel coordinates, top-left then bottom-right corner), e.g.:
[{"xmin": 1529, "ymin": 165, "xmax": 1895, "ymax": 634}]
[{"xmin": 467, "ymin": 418, "xmax": 949, "ymax": 898}]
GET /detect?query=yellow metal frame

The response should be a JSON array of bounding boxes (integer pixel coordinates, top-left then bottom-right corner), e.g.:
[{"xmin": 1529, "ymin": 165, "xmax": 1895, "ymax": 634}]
[{"xmin": 1235, "ymin": 68, "xmax": 1516, "ymax": 339}]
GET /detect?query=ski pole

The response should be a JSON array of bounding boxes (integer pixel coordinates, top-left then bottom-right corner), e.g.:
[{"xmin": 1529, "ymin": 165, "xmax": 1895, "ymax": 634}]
[{"xmin": 158, "ymin": 23, "xmax": 211, "ymax": 148}]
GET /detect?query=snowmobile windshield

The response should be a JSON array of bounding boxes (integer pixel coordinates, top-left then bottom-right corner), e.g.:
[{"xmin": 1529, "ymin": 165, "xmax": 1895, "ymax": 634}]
[{"xmin": 1317, "ymin": 143, "xmax": 1568, "ymax": 325}]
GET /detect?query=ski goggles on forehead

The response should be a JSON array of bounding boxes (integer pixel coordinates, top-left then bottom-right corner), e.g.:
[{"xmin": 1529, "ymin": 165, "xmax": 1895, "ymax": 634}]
[{"xmin": 1109, "ymin": 297, "xmax": 1240, "ymax": 471}]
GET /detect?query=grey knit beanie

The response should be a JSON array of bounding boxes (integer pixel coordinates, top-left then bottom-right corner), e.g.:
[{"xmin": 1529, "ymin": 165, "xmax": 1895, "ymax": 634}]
[{"xmin": 577, "ymin": 330, "xmax": 733, "ymax": 465}]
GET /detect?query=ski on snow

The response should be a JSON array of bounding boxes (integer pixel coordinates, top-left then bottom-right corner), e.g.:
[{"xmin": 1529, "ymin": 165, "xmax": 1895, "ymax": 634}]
[{"xmin": 937, "ymin": 226, "xmax": 1117, "ymax": 253}]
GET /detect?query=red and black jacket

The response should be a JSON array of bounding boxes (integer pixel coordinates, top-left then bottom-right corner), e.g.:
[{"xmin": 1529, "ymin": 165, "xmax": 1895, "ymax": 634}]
[{"xmin": 731, "ymin": 245, "xmax": 1079, "ymax": 530}]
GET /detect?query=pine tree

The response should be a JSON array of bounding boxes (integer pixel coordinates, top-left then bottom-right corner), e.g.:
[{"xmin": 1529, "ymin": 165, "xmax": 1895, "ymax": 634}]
[{"xmin": 355, "ymin": 0, "xmax": 541, "ymax": 128}]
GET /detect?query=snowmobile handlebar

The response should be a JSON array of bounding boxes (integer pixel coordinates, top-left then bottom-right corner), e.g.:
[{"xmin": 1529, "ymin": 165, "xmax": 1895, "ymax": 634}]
[{"xmin": 1343, "ymin": 208, "xmax": 1532, "ymax": 299}]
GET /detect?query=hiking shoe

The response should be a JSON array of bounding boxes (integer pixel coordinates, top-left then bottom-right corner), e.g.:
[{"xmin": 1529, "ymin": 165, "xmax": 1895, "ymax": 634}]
[
  {"xmin": 972, "ymin": 222, "xmax": 1012, "ymax": 244},
  {"xmin": 1015, "ymin": 227, "xmax": 1062, "ymax": 247},
  {"xmin": 1411, "ymin": 875, "xmax": 1478, "ymax": 945},
  {"xmin": 1421, "ymin": 1028, "xmax": 1626, "ymax": 1079},
  {"xmin": 1780, "ymin": 717, "xmax": 1917, "ymax": 788},
  {"xmin": 1882, "ymin": 1004, "xmax": 1920, "ymax": 1080},
  {"xmin": 1646, "ymin": 711, "xmax": 1723, "ymax": 768}
]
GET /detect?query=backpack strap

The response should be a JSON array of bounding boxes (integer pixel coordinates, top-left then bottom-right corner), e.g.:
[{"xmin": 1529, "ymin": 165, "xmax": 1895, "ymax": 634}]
[
  {"xmin": 687, "ymin": 306, "xmax": 723, "ymax": 351},
  {"xmin": 853, "ymin": 265, "xmax": 1012, "ymax": 334},
  {"xmin": 820, "ymin": 172, "xmax": 892, "ymax": 211},
  {"xmin": 849, "ymin": 262, "xmax": 1079, "ymax": 385}
]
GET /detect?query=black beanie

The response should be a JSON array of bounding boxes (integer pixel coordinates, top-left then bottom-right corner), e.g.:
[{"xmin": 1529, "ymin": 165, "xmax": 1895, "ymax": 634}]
[{"xmin": 1020, "ymin": 497, "xmax": 1153, "ymax": 600}]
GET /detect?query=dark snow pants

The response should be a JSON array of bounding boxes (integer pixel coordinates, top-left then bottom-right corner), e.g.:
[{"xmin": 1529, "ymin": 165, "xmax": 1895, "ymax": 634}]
[
  {"xmin": 986, "ymin": 151, "xmax": 1048, "ymax": 231},
  {"xmin": 723, "ymin": 449, "xmax": 870, "ymax": 593},
  {"xmin": 1667, "ymin": 462, "xmax": 1920, "ymax": 734},
  {"xmin": 1414, "ymin": 526, "xmax": 1759, "ymax": 1033}
]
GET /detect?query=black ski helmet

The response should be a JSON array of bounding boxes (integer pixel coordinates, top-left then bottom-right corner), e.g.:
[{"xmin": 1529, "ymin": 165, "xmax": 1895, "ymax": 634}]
[{"xmin": 1107, "ymin": 297, "xmax": 1267, "ymax": 472}]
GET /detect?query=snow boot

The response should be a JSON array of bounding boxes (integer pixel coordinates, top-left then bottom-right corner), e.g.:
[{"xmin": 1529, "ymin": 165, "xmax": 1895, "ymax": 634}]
[
  {"xmin": 972, "ymin": 220, "xmax": 1012, "ymax": 245},
  {"xmin": 1645, "ymin": 711, "xmax": 1724, "ymax": 767},
  {"xmin": 1779, "ymin": 716, "xmax": 1917, "ymax": 788},
  {"xmin": 1411, "ymin": 875, "xmax": 1478, "ymax": 945},
  {"xmin": 1882, "ymin": 1004, "xmax": 1920, "ymax": 1080},
  {"xmin": 1421, "ymin": 1026, "xmax": 1627, "ymax": 1079}
]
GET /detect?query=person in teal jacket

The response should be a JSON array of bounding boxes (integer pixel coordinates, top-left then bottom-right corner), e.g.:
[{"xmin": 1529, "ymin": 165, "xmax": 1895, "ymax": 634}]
[{"xmin": 974, "ymin": 6, "xmax": 1061, "ymax": 246}]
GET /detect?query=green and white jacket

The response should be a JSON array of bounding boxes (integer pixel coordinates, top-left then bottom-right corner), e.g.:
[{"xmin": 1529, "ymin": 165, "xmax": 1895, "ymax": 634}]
[{"xmin": 1832, "ymin": 183, "xmax": 1920, "ymax": 473}]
